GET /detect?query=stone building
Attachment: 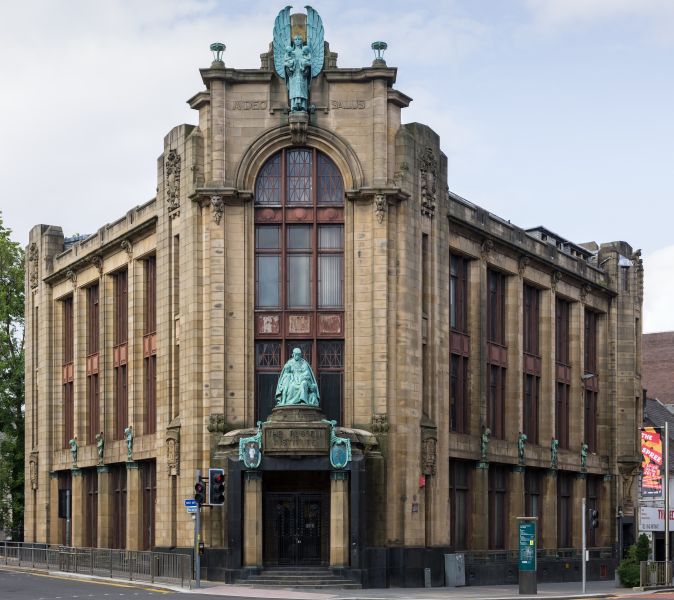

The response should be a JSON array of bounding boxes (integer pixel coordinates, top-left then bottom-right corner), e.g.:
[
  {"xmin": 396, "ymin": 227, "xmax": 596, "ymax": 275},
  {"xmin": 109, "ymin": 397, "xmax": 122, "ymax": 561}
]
[{"xmin": 24, "ymin": 8, "xmax": 643, "ymax": 587}]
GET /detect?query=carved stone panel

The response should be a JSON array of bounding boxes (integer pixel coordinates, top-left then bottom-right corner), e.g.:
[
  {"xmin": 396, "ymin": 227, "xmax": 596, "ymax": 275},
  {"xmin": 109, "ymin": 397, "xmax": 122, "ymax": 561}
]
[
  {"xmin": 28, "ymin": 243, "xmax": 39, "ymax": 289},
  {"xmin": 418, "ymin": 147, "xmax": 437, "ymax": 217},
  {"xmin": 165, "ymin": 149, "xmax": 181, "ymax": 212}
]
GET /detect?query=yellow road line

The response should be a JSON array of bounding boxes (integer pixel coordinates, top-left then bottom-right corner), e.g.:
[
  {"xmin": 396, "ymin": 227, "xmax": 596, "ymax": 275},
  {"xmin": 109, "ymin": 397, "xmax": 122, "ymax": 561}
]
[{"xmin": 0, "ymin": 565, "xmax": 172, "ymax": 593}]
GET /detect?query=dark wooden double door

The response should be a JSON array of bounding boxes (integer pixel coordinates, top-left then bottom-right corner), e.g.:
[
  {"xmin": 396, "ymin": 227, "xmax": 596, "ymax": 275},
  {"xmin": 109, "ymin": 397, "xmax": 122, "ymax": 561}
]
[{"xmin": 264, "ymin": 491, "xmax": 328, "ymax": 566}]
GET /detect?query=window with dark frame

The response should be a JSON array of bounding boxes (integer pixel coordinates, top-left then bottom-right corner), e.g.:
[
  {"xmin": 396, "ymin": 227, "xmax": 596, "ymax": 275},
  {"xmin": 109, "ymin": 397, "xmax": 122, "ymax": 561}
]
[
  {"xmin": 141, "ymin": 460, "xmax": 157, "ymax": 550},
  {"xmin": 144, "ymin": 256, "xmax": 157, "ymax": 435},
  {"xmin": 524, "ymin": 469, "xmax": 542, "ymax": 545},
  {"xmin": 488, "ymin": 465, "xmax": 508, "ymax": 549},
  {"xmin": 556, "ymin": 382, "xmax": 570, "ymax": 449},
  {"xmin": 584, "ymin": 309, "xmax": 599, "ymax": 452},
  {"xmin": 450, "ymin": 354, "xmax": 469, "ymax": 433},
  {"xmin": 111, "ymin": 464, "xmax": 127, "ymax": 549},
  {"xmin": 450, "ymin": 253, "xmax": 470, "ymax": 434},
  {"xmin": 86, "ymin": 285, "xmax": 99, "ymax": 445},
  {"xmin": 555, "ymin": 298, "xmax": 571, "ymax": 448},
  {"xmin": 557, "ymin": 472, "xmax": 573, "ymax": 548},
  {"xmin": 488, "ymin": 364, "xmax": 506, "ymax": 439},
  {"xmin": 523, "ymin": 373, "xmax": 539, "ymax": 443},
  {"xmin": 585, "ymin": 389, "xmax": 598, "ymax": 453},
  {"xmin": 523, "ymin": 284, "xmax": 540, "ymax": 355},
  {"xmin": 487, "ymin": 269, "xmax": 506, "ymax": 345},
  {"xmin": 449, "ymin": 460, "xmax": 471, "ymax": 550},
  {"xmin": 587, "ymin": 476, "xmax": 600, "ymax": 547},
  {"xmin": 254, "ymin": 148, "xmax": 344, "ymax": 422},
  {"xmin": 84, "ymin": 469, "xmax": 98, "ymax": 548},
  {"xmin": 450, "ymin": 254, "xmax": 468, "ymax": 333},
  {"xmin": 62, "ymin": 296, "xmax": 74, "ymax": 449},
  {"xmin": 584, "ymin": 309, "xmax": 598, "ymax": 375},
  {"xmin": 113, "ymin": 269, "xmax": 128, "ymax": 440}
]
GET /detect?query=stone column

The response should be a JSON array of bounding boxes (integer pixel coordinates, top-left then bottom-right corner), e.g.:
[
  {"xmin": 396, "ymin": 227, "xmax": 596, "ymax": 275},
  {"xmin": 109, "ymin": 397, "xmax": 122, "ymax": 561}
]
[
  {"xmin": 471, "ymin": 465, "xmax": 489, "ymax": 549},
  {"xmin": 330, "ymin": 471, "xmax": 349, "ymax": 567},
  {"xmin": 541, "ymin": 471, "xmax": 558, "ymax": 549},
  {"xmin": 97, "ymin": 466, "xmax": 112, "ymax": 548},
  {"xmin": 126, "ymin": 462, "xmax": 141, "ymax": 550},
  {"xmin": 243, "ymin": 471, "xmax": 263, "ymax": 568},
  {"xmin": 508, "ymin": 467, "xmax": 525, "ymax": 550},
  {"xmin": 70, "ymin": 469, "xmax": 85, "ymax": 547}
]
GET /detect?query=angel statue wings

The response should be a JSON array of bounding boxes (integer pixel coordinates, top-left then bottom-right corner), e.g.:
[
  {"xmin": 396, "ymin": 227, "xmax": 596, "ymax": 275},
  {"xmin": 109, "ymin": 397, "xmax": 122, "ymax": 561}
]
[{"xmin": 273, "ymin": 6, "xmax": 324, "ymax": 112}]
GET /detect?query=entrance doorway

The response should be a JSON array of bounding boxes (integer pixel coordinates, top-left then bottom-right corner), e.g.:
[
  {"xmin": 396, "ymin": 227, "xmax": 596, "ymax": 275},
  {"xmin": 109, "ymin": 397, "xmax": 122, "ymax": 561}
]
[{"xmin": 263, "ymin": 471, "xmax": 329, "ymax": 566}]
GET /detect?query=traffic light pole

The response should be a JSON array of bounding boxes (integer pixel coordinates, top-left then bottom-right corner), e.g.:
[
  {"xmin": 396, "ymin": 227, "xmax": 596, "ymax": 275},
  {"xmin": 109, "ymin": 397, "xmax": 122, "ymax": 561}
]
[
  {"xmin": 194, "ymin": 469, "xmax": 201, "ymax": 589},
  {"xmin": 582, "ymin": 496, "xmax": 586, "ymax": 594}
]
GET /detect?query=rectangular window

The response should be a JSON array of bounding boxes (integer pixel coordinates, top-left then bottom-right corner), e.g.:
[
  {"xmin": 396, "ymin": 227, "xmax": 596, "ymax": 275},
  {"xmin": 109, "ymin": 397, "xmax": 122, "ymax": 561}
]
[
  {"xmin": 557, "ymin": 473, "xmax": 573, "ymax": 548},
  {"xmin": 487, "ymin": 269, "xmax": 506, "ymax": 345},
  {"xmin": 318, "ymin": 225, "xmax": 343, "ymax": 308},
  {"xmin": 587, "ymin": 476, "xmax": 600, "ymax": 547},
  {"xmin": 555, "ymin": 298, "xmax": 570, "ymax": 365},
  {"xmin": 113, "ymin": 270, "xmax": 128, "ymax": 440},
  {"xmin": 488, "ymin": 365, "xmax": 506, "ymax": 439},
  {"xmin": 86, "ymin": 284, "xmax": 99, "ymax": 355},
  {"xmin": 450, "ymin": 254, "xmax": 468, "ymax": 333},
  {"xmin": 114, "ymin": 270, "xmax": 128, "ymax": 345},
  {"xmin": 584, "ymin": 309, "xmax": 597, "ymax": 374},
  {"xmin": 523, "ymin": 284, "xmax": 539, "ymax": 355},
  {"xmin": 585, "ymin": 389, "xmax": 598, "ymax": 452},
  {"xmin": 86, "ymin": 285, "xmax": 100, "ymax": 445},
  {"xmin": 111, "ymin": 465, "xmax": 127, "ymax": 549},
  {"xmin": 523, "ymin": 373, "xmax": 539, "ymax": 444},
  {"xmin": 114, "ymin": 365, "xmax": 128, "ymax": 440},
  {"xmin": 255, "ymin": 341, "xmax": 281, "ymax": 422},
  {"xmin": 144, "ymin": 256, "xmax": 156, "ymax": 335},
  {"xmin": 524, "ymin": 470, "xmax": 542, "ymax": 545},
  {"xmin": 86, "ymin": 374, "xmax": 99, "ymax": 445},
  {"xmin": 287, "ymin": 255, "xmax": 311, "ymax": 307},
  {"xmin": 84, "ymin": 469, "xmax": 98, "ymax": 548},
  {"xmin": 63, "ymin": 296, "xmax": 74, "ymax": 449},
  {"xmin": 556, "ymin": 382, "xmax": 570, "ymax": 449},
  {"xmin": 449, "ymin": 460, "xmax": 471, "ymax": 550},
  {"xmin": 489, "ymin": 466, "xmax": 508, "ymax": 549},
  {"xmin": 318, "ymin": 340, "xmax": 343, "ymax": 423},
  {"xmin": 144, "ymin": 257, "xmax": 157, "ymax": 435},
  {"xmin": 144, "ymin": 355, "xmax": 157, "ymax": 435},
  {"xmin": 141, "ymin": 460, "xmax": 157, "ymax": 550},
  {"xmin": 450, "ymin": 354, "xmax": 469, "ymax": 433},
  {"xmin": 57, "ymin": 471, "xmax": 72, "ymax": 545}
]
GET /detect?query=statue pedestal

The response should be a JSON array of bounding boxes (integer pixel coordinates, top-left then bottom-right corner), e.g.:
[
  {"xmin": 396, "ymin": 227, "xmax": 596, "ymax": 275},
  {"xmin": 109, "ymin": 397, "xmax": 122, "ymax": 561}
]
[
  {"xmin": 289, "ymin": 111, "xmax": 309, "ymax": 145},
  {"xmin": 263, "ymin": 405, "xmax": 330, "ymax": 456},
  {"xmin": 268, "ymin": 404, "xmax": 325, "ymax": 423}
]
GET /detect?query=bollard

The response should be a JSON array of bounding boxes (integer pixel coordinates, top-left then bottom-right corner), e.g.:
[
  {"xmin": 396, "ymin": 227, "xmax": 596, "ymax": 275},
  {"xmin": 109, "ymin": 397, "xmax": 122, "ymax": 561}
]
[{"xmin": 424, "ymin": 567, "xmax": 432, "ymax": 588}]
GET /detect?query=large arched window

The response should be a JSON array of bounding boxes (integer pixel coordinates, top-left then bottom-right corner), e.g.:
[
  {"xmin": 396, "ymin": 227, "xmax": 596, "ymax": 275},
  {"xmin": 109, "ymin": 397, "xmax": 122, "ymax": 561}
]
[{"xmin": 254, "ymin": 148, "xmax": 344, "ymax": 422}]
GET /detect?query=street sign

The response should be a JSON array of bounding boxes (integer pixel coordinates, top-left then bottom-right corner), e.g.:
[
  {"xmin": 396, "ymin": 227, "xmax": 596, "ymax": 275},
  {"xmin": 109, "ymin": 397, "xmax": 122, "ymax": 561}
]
[
  {"xmin": 184, "ymin": 499, "xmax": 199, "ymax": 513},
  {"xmin": 518, "ymin": 521, "xmax": 536, "ymax": 572}
]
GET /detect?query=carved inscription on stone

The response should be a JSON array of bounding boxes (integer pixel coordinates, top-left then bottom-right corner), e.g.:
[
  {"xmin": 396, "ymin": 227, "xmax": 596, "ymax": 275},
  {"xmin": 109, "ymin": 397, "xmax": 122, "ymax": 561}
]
[
  {"xmin": 231, "ymin": 100, "xmax": 268, "ymax": 110},
  {"xmin": 331, "ymin": 99, "xmax": 366, "ymax": 110},
  {"xmin": 264, "ymin": 425, "xmax": 329, "ymax": 455}
]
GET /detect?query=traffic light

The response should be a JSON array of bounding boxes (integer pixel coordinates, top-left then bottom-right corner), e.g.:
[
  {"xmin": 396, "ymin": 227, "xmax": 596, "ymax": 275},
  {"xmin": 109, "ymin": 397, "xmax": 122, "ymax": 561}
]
[
  {"xmin": 590, "ymin": 509, "xmax": 599, "ymax": 529},
  {"xmin": 194, "ymin": 477, "xmax": 206, "ymax": 505},
  {"xmin": 209, "ymin": 468, "xmax": 225, "ymax": 505}
]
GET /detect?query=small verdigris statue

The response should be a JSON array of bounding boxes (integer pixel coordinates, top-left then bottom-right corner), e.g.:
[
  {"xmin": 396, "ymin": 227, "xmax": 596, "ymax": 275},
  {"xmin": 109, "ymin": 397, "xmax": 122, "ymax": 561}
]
[
  {"xmin": 275, "ymin": 348, "xmax": 320, "ymax": 407},
  {"xmin": 480, "ymin": 426, "xmax": 491, "ymax": 463},
  {"xmin": 124, "ymin": 425, "xmax": 134, "ymax": 462},
  {"xmin": 551, "ymin": 437, "xmax": 559, "ymax": 470},
  {"xmin": 95, "ymin": 431, "xmax": 105, "ymax": 466},
  {"xmin": 517, "ymin": 432, "xmax": 528, "ymax": 464},
  {"xmin": 581, "ymin": 442, "xmax": 589, "ymax": 469},
  {"xmin": 273, "ymin": 6, "xmax": 324, "ymax": 112},
  {"xmin": 69, "ymin": 436, "xmax": 78, "ymax": 469}
]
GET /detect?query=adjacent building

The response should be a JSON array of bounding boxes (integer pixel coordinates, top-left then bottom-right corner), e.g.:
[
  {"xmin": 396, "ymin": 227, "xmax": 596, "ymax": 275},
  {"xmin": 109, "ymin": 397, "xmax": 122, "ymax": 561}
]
[{"xmin": 24, "ymin": 9, "xmax": 644, "ymax": 587}]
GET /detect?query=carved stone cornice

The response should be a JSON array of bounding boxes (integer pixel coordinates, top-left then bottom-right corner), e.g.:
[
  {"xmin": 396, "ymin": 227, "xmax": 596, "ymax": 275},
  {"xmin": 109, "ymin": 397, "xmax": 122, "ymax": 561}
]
[
  {"xmin": 345, "ymin": 186, "xmax": 409, "ymax": 204},
  {"xmin": 193, "ymin": 187, "xmax": 254, "ymax": 207}
]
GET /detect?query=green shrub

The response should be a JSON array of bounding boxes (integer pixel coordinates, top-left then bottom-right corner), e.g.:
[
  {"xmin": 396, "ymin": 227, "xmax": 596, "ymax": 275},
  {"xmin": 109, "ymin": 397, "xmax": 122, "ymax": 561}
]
[{"xmin": 617, "ymin": 534, "xmax": 650, "ymax": 588}]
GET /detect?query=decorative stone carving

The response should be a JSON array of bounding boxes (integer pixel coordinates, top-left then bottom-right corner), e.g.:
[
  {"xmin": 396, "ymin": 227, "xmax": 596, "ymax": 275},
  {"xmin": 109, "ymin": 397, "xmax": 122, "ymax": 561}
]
[
  {"xmin": 165, "ymin": 149, "xmax": 181, "ymax": 212},
  {"xmin": 580, "ymin": 283, "xmax": 591, "ymax": 304},
  {"xmin": 480, "ymin": 239, "xmax": 494, "ymax": 261},
  {"xmin": 207, "ymin": 413, "xmax": 228, "ymax": 434},
  {"xmin": 88, "ymin": 254, "xmax": 103, "ymax": 276},
  {"xmin": 418, "ymin": 147, "xmax": 437, "ymax": 217},
  {"xmin": 211, "ymin": 195, "xmax": 224, "ymax": 225},
  {"xmin": 124, "ymin": 425, "xmax": 134, "ymax": 462},
  {"xmin": 239, "ymin": 421, "xmax": 263, "ymax": 469},
  {"xmin": 29, "ymin": 453, "xmax": 38, "ymax": 490},
  {"xmin": 289, "ymin": 112, "xmax": 309, "ymax": 145},
  {"xmin": 166, "ymin": 416, "xmax": 181, "ymax": 476},
  {"xmin": 28, "ymin": 243, "xmax": 39, "ymax": 289},
  {"xmin": 551, "ymin": 270, "xmax": 562, "ymax": 292},
  {"xmin": 69, "ymin": 436, "xmax": 78, "ymax": 469},
  {"xmin": 95, "ymin": 431, "xmax": 105, "ymax": 466},
  {"xmin": 322, "ymin": 419, "xmax": 352, "ymax": 470},
  {"xmin": 374, "ymin": 194, "xmax": 387, "ymax": 224},
  {"xmin": 422, "ymin": 435, "xmax": 437, "ymax": 476},
  {"xmin": 393, "ymin": 162, "xmax": 409, "ymax": 187},
  {"xmin": 518, "ymin": 256, "xmax": 530, "ymax": 278},
  {"xmin": 480, "ymin": 425, "xmax": 491, "ymax": 464},
  {"xmin": 371, "ymin": 414, "xmax": 389, "ymax": 434},
  {"xmin": 517, "ymin": 432, "xmax": 527, "ymax": 465},
  {"xmin": 65, "ymin": 269, "xmax": 77, "ymax": 288},
  {"xmin": 580, "ymin": 441, "xmax": 589, "ymax": 470},
  {"xmin": 120, "ymin": 239, "xmax": 133, "ymax": 258},
  {"xmin": 550, "ymin": 437, "xmax": 559, "ymax": 470}
]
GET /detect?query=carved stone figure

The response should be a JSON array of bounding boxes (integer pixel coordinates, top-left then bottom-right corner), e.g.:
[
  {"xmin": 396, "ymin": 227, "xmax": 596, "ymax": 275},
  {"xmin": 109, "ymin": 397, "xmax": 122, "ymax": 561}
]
[
  {"xmin": 29, "ymin": 453, "xmax": 38, "ymax": 490},
  {"xmin": 275, "ymin": 348, "xmax": 320, "ymax": 407},
  {"xmin": 165, "ymin": 149, "xmax": 181, "ymax": 212},
  {"xmin": 480, "ymin": 426, "xmax": 491, "ymax": 462},
  {"xmin": 551, "ymin": 437, "xmax": 559, "ymax": 469},
  {"xmin": 69, "ymin": 436, "xmax": 78, "ymax": 469},
  {"xmin": 273, "ymin": 6, "xmax": 324, "ymax": 112},
  {"xmin": 95, "ymin": 431, "xmax": 105, "ymax": 466},
  {"xmin": 422, "ymin": 436, "xmax": 437, "ymax": 476},
  {"xmin": 419, "ymin": 147, "xmax": 437, "ymax": 217},
  {"xmin": 581, "ymin": 442, "xmax": 589, "ymax": 469},
  {"xmin": 518, "ymin": 432, "xmax": 528, "ymax": 464},
  {"xmin": 28, "ymin": 242, "xmax": 39, "ymax": 289},
  {"xmin": 124, "ymin": 425, "xmax": 134, "ymax": 462}
]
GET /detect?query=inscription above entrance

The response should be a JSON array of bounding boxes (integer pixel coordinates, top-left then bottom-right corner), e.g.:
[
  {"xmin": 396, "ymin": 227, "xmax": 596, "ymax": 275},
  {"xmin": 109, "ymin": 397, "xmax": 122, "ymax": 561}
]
[
  {"xmin": 263, "ymin": 425, "xmax": 329, "ymax": 455},
  {"xmin": 330, "ymin": 99, "xmax": 366, "ymax": 110},
  {"xmin": 231, "ymin": 100, "xmax": 268, "ymax": 110}
]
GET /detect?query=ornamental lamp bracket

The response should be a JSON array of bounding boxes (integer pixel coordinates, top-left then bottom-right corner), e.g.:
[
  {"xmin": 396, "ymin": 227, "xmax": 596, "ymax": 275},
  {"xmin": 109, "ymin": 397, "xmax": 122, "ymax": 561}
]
[
  {"xmin": 210, "ymin": 42, "xmax": 226, "ymax": 65},
  {"xmin": 371, "ymin": 41, "xmax": 388, "ymax": 66}
]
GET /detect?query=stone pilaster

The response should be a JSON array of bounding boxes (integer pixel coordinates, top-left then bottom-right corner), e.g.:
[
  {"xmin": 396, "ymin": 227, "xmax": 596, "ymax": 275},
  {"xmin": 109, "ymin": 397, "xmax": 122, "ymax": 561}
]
[
  {"xmin": 97, "ymin": 466, "xmax": 112, "ymax": 548},
  {"xmin": 126, "ymin": 462, "xmax": 141, "ymax": 550},
  {"xmin": 541, "ymin": 471, "xmax": 557, "ymax": 549},
  {"xmin": 243, "ymin": 471, "xmax": 263, "ymax": 567},
  {"xmin": 48, "ymin": 473, "xmax": 60, "ymax": 545},
  {"xmin": 70, "ymin": 469, "xmax": 85, "ymax": 547},
  {"xmin": 471, "ymin": 465, "xmax": 489, "ymax": 549},
  {"xmin": 330, "ymin": 471, "xmax": 349, "ymax": 567}
]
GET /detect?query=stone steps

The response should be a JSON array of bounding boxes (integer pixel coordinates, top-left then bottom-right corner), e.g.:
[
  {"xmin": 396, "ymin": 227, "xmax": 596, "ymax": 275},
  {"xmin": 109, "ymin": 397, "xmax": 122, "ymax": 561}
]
[{"xmin": 236, "ymin": 567, "xmax": 361, "ymax": 589}]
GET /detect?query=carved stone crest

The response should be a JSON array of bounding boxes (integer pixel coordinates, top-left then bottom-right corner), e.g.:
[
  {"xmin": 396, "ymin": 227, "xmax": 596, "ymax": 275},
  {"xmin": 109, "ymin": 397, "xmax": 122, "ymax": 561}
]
[
  {"xmin": 419, "ymin": 147, "xmax": 437, "ymax": 217},
  {"xmin": 211, "ymin": 196, "xmax": 224, "ymax": 225},
  {"xmin": 29, "ymin": 452, "xmax": 38, "ymax": 490},
  {"xmin": 371, "ymin": 414, "xmax": 389, "ymax": 434},
  {"xmin": 28, "ymin": 243, "xmax": 39, "ymax": 289},
  {"xmin": 422, "ymin": 435, "xmax": 437, "ymax": 476},
  {"xmin": 165, "ymin": 149, "xmax": 181, "ymax": 212},
  {"xmin": 374, "ymin": 194, "xmax": 387, "ymax": 224},
  {"xmin": 166, "ymin": 416, "xmax": 181, "ymax": 476}
]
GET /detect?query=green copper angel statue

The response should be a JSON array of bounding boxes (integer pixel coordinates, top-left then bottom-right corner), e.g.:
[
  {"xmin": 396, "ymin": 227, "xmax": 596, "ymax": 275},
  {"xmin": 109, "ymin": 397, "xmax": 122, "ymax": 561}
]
[{"xmin": 273, "ymin": 6, "xmax": 324, "ymax": 112}]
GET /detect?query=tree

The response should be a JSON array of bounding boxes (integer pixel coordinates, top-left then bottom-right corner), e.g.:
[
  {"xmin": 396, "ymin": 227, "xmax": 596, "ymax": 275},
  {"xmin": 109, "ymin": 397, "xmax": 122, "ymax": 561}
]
[
  {"xmin": 0, "ymin": 213, "xmax": 24, "ymax": 540},
  {"xmin": 617, "ymin": 533, "xmax": 650, "ymax": 587}
]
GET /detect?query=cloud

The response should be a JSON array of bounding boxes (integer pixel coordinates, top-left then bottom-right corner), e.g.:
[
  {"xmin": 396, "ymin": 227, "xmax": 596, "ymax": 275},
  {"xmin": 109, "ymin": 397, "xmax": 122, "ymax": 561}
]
[{"xmin": 643, "ymin": 245, "xmax": 674, "ymax": 334}]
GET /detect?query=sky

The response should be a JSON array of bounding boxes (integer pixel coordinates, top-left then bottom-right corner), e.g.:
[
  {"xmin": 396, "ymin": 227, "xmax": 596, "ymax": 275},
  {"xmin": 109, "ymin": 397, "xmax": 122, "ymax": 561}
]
[{"xmin": 0, "ymin": 0, "xmax": 672, "ymax": 332}]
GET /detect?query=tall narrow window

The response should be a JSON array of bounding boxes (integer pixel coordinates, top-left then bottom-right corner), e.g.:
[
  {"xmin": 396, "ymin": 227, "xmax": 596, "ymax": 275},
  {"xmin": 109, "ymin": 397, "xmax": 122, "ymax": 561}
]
[
  {"xmin": 488, "ymin": 465, "xmax": 508, "ymax": 549},
  {"xmin": 141, "ymin": 460, "xmax": 157, "ymax": 550},
  {"xmin": 584, "ymin": 309, "xmax": 599, "ymax": 452},
  {"xmin": 84, "ymin": 469, "xmax": 98, "ymax": 548},
  {"xmin": 111, "ymin": 464, "xmax": 127, "ymax": 549},
  {"xmin": 450, "ymin": 254, "xmax": 468, "ymax": 333},
  {"xmin": 450, "ymin": 253, "xmax": 470, "ymax": 433},
  {"xmin": 254, "ymin": 148, "xmax": 344, "ymax": 421},
  {"xmin": 555, "ymin": 298, "xmax": 571, "ymax": 448},
  {"xmin": 144, "ymin": 256, "xmax": 157, "ymax": 435},
  {"xmin": 523, "ymin": 284, "xmax": 539, "ymax": 355},
  {"xmin": 587, "ymin": 476, "xmax": 600, "ymax": 547},
  {"xmin": 86, "ymin": 285, "xmax": 100, "ymax": 445},
  {"xmin": 557, "ymin": 473, "xmax": 573, "ymax": 548},
  {"xmin": 487, "ymin": 269, "xmax": 506, "ymax": 439},
  {"xmin": 450, "ymin": 354, "xmax": 469, "ymax": 433},
  {"xmin": 523, "ymin": 373, "xmax": 539, "ymax": 443},
  {"xmin": 62, "ymin": 296, "xmax": 74, "ymax": 448},
  {"xmin": 487, "ymin": 269, "xmax": 506, "ymax": 345},
  {"xmin": 488, "ymin": 365, "xmax": 506, "ymax": 439},
  {"xmin": 522, "ymin": 284, "xmax": 540, "ymax": 443},
  {"xmin": 524, "ymin": 470, "xmax": 542, "ymax": 545},
  {"xmin": 449, "ymin": 460, "xmax": 471, "ymax": 550},
  {"xmin": 113, "ymin": 269, "xmax": 128, "ymax": 440}
]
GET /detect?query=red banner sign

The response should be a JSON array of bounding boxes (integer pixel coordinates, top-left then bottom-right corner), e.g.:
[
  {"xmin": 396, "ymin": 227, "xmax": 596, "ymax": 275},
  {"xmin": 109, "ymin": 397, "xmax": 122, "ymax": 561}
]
[{"xmin": 641, "ymin": 427, "xmax": 663, "ymax": 497}]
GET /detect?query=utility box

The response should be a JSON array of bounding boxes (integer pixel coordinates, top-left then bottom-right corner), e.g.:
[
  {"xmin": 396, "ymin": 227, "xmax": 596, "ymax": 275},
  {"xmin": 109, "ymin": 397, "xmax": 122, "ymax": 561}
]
[{"xmin": 444, "ymin": 553, "xmax": 466, "ymax": 587}]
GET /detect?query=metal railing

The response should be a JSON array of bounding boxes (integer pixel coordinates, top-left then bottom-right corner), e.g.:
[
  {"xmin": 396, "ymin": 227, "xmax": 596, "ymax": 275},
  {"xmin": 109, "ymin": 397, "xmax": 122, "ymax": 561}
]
[
  {"xmin": 640, "ymin": 560, "xmax": 672, "ymax": 587},
  {"xmin": 0, "ymin": 542, "xmax": 191, "ymax": 589},
  {"xmin": 465, "ymin": 547, "xmax": 613, "ymax": 563}
]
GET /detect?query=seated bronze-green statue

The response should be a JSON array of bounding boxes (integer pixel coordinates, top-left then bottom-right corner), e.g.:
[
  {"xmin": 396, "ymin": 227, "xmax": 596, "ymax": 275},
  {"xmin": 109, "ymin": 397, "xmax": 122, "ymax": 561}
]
[{"xmin": 275, "ymin": 348, "xmax": 320, "ymax": 407}]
